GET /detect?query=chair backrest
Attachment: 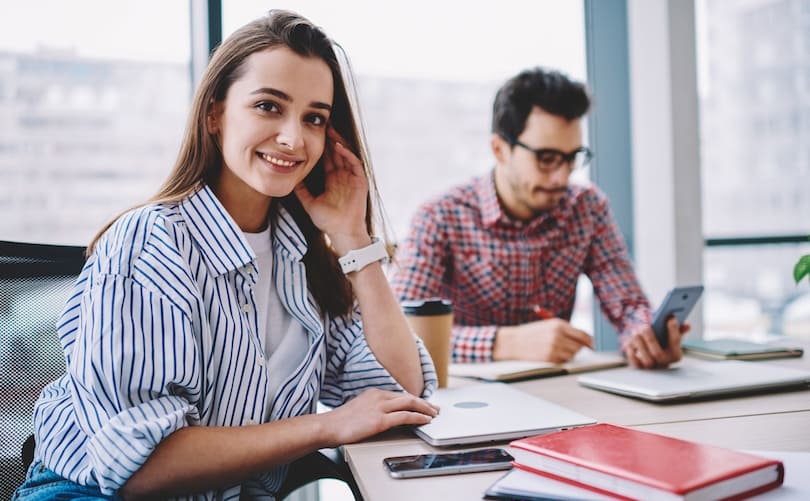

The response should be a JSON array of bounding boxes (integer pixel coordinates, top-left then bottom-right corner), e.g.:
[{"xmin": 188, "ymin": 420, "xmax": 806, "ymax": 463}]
[{"xmin": 0, "ymin": 241, "xmax": 85, "ymax": 498}]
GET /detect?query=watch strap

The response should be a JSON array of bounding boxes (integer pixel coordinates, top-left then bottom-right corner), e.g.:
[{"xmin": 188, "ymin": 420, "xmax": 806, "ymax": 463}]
[{"xmin": 338, "ymin": 238, "xmax": 388, "ymax": 274}]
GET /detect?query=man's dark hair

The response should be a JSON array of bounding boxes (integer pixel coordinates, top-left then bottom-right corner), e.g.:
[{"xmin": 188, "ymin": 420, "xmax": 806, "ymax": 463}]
[{"xmin": 491, "ymin": 67, "xmax": 591, "ymax": 140}]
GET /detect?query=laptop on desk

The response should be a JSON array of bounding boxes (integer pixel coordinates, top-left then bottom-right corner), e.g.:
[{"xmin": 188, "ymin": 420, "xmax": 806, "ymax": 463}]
[
  {"xmin": 414, "ymin": 382, "xmax": 595, "ymax": 447},
  {"xmin": 577, "ymin": 358, "xmax": 810, "ymax": 402}
]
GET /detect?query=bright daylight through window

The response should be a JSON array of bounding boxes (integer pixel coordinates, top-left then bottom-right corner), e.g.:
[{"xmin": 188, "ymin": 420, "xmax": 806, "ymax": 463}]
[{"xmin": 697, "ymin": 0, "xmax": 810, "ymax": 340}]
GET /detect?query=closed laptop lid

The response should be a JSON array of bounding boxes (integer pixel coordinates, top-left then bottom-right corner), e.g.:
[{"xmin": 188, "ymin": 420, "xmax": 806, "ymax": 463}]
[
  {"xmin": 577, "ymin": 358, "xmax": 810, "ymax": 402},
  {"xmin": 414, "ymin": 382, "xmax": 596, "ymax": 447}
]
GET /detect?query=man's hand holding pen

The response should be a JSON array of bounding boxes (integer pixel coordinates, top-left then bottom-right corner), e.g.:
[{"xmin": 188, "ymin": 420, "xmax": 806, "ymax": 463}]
[{"xmin": 492, "ymin": 305, "xmax": 593, "ymax": 363}]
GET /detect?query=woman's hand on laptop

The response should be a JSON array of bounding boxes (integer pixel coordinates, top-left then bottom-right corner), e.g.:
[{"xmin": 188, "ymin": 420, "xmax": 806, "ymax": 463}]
[
  {"xmin": 319, "ymin": 389, "xmax": 439, "ymax": 447},
  {"xmin": 624, "ymin": 317, "xmax": 691, "ymax": 369}
]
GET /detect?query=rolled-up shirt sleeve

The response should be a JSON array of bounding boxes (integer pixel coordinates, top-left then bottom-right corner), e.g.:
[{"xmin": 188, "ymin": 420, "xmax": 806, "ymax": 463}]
[
  {"xmin": 319, "ymin": 305, "xmax": 437, "ymax": 407},
  {"xmin": 68, "ymin": 273, "xmax": 200, "ymax": 494},
  {"xmin": 584, "ymin": 191, "xmax": 652, "ymax": 341}
]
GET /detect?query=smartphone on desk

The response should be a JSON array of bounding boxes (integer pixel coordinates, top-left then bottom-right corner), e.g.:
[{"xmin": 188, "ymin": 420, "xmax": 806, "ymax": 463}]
[
  {"xmin": 651, "ymin": 285, "xmax": 704, "ymax": 349},
  {"xmin": 383, "ymin": 448, "xmax": 514, "ymax": 478}
]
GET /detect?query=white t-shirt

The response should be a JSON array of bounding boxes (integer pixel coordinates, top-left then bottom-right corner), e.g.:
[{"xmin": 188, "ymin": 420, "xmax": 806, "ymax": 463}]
[{"xmin": 243, "ymin": 227, "xmax": 308, "ymax": 419}]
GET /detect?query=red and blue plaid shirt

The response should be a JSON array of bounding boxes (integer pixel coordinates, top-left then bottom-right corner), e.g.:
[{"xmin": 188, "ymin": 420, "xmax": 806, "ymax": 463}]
[{"xmin": 391, "ymin": 172, "xmax": 651, "ymax": 363}]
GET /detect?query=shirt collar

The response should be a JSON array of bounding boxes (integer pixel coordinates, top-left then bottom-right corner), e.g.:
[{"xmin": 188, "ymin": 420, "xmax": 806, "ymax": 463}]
[
  {"xmin": 475, "ymin": 169, "xmax": 577, "ymax": 230},
  {"xmin": 476, "ymin": 171, "xmax": 504, "ymax": 228},
  {"xmin": 179, "ymin": 187, "xmax": 310, "ymax": 277},
  {"xmin": 179, "ymin": 185, "xmax": 255, "ymax": 277},
  {"xmin": 272, "ymin": 201, "xmax": 308, "ymax": 262}
]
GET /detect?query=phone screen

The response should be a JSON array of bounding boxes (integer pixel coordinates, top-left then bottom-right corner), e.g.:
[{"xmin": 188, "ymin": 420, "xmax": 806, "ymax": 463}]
[
  {"xmin": 383, "ymin": 448, "xmax": 513, "ymax": 478},
  {"xmin": 651, "ymin": 285, "xmax": 704, "ymax": 349}
]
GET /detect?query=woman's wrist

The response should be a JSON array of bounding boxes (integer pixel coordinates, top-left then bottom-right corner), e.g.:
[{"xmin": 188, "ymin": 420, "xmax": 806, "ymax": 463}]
[
  {"xmin": 329, "ymin": 233, "xmax": 373, "ymax": 257},
  {"xmin": 311, "ymin": 412, "xmax": 339, "ymax": 448}
]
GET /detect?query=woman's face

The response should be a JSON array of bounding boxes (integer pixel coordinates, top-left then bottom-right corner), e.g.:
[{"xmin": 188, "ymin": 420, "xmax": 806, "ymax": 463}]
[{"xmin": 209, "ymin": 46, "xmax": 333, "ymax": 210}]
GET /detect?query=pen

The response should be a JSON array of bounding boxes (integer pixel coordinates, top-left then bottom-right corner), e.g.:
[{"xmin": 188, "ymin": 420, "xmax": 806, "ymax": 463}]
[{"xmin": 532, "ymin": 305, "xmax": 554, "ymax": 320}]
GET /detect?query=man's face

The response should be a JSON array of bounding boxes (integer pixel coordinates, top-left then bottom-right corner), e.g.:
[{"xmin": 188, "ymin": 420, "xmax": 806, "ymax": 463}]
[{"xmin": 492, "ymin": 107, "xmax": 584, "ymax": 220}]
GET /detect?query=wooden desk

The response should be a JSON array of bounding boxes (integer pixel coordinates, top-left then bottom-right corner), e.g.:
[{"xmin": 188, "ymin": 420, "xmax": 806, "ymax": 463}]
[
  {"xmin": 343, "ymin": 353, "xmax": 810, "ymax": 500},
  {"xmin": 510, "ymin": 356, "xmax": 810, "ymax": 426}
]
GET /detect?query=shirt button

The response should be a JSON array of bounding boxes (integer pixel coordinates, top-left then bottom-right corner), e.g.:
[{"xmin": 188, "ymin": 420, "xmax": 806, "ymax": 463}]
[
  {"xmin": 247, "ymin": 419, "xmax": 257, "ymax": 425},
  {"xmin": 242, "ymin": 303, "xmax": 252, "ymax": 313}
]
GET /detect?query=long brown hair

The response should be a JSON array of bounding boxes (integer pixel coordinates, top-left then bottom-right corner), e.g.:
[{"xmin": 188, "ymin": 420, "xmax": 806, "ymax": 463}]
[{"xmin": 89, "ymin": 10, "xmax": 389, "ymax": 317}]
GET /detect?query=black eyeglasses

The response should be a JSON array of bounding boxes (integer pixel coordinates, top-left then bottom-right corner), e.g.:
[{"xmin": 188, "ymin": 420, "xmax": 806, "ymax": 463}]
[{"xmin": 503, "ymin": 135, "xmax": 593, "ymax": 173}]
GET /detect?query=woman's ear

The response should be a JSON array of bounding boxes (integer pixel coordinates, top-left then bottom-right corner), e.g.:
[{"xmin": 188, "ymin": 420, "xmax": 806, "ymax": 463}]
[{"xmin": 207, "ymin": 101, "xmax": 223, "ymax": 134}]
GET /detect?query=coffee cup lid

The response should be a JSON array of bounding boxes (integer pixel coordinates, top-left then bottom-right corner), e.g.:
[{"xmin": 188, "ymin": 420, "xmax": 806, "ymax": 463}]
[{"xmin": 401, "ymin": 298, "xmax": 452, "ymax": 316}]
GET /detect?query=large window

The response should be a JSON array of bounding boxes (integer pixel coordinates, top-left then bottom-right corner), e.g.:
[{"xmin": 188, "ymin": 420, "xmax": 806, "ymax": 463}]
[
  {"xmin": 224, "ymin": 0, "xmax": 587, "ymax": 237},
  {"xmin": 697, "ymin": 0, "xmax": 810, "ymax": 339},
  {"xmin": 223, "ymin": 1, "xmax": 594, "ymax": 334},
  {"xmin": 0, "ymin": 0, "xmax": 192, "ymax": 246}
]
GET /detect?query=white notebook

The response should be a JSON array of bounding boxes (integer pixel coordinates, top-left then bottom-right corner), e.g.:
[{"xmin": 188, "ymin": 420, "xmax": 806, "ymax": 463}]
[
  {"xmin": 449, "ymin": 348, "xmax": 625, "ymax": 382},
  {"xmin": 415, "ymin": 382, "xmax": 595, "ymax": 446}
]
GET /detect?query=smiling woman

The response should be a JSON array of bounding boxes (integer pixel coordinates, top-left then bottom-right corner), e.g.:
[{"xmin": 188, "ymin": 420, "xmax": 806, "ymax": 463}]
[
  {"xmin": 12, "ymin": 10, "xmax": 438, "ymax": 501},
  {"xmin": 207, "ymin": 46, "xmax": 334, "ymax": 231}
]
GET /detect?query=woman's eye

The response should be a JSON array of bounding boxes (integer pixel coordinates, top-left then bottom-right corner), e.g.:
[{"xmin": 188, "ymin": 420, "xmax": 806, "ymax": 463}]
[
  {"xmin": 255, "ymin": 101, "xmax": 279, "ymax": 113},
  {"xmin": 305, "ymin": 113, "xmax": 328, "ymax": 126}
]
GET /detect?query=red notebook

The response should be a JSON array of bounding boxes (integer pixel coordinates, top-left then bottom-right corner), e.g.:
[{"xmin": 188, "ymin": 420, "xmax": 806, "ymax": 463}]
[{"xmin": 509, "ymin": 423, "xmax": 784, "ymax": 501}]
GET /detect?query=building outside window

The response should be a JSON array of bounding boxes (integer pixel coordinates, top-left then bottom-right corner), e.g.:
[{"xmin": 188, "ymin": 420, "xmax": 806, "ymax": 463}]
[
  {"xmin": 0, "ymin": 0, "xmax": 191, "ymax": 247},
  {"xmin": 697, "ymin": 0, "xmax": 810, "ymax": 339}
]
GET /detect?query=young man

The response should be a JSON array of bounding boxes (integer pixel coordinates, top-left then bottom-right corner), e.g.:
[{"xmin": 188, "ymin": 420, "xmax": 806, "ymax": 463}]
[{"xmin": 391, "ymin": 67, "xmax": 688, "ymax": 369}]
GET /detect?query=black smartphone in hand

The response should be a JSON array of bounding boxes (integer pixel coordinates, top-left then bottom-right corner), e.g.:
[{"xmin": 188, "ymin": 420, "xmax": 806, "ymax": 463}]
[
  {"xmin": 383, "ymin": 448, "xmax": 514, "ymax": 478},
  {"xmin": 651, "ymin": 285, "xmax": 704, "ymax": 349}
]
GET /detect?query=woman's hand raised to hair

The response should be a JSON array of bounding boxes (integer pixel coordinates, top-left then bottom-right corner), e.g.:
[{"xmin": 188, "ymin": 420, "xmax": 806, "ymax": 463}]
[
  {"xmin": 294, "ymin": 127, "xmax": 371, "ymax": 254},
  {"xmin": 319, "ymin": 388, "xmax": 439, "ymax": 447}
]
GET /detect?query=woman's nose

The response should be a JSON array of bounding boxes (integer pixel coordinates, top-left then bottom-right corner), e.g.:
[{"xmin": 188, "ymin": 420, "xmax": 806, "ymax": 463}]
[{"xmin": 276, "ymin": 119, "xmax": 303, "ymax": 150}]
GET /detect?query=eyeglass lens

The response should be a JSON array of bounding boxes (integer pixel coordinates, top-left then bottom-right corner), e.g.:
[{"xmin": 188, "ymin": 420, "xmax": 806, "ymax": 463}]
[{"xmin": 536, "ymin": 149, "xmax": 590, "ymax": 170}]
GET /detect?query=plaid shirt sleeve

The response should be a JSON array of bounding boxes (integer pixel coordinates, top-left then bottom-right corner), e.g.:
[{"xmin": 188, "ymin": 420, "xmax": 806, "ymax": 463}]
[
  {"xmin": 584, "ymin": 190, "xmax": 652, "ymax": 343},
  {"xmin": 391, "ymin": 203, "xmax": 498, "ymax": 362},
  {"xmin": 390, "ymin": 203, "xmax": 448, "ymax": 301},
  {"xmin": 451, "ymin": 324, "xmax": 499, "ymax": 363}
]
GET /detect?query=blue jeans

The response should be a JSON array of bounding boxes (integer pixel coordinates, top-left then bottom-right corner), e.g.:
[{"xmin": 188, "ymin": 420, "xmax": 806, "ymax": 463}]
[{"xmin": 12, "ymin": 461, "xmax": 122, "ymax": 501}]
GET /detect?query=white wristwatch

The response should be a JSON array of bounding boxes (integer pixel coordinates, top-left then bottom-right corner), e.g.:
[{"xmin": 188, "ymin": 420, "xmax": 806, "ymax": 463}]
[{"xmin": 338, "ymin": 238, "xmax": 388, "ymax": 274}]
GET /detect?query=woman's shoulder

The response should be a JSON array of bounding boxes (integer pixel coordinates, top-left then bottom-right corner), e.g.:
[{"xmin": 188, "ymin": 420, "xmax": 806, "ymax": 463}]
[{"xmin": 92, "ymin": 201, "xmax": 189, "ymax": 275}]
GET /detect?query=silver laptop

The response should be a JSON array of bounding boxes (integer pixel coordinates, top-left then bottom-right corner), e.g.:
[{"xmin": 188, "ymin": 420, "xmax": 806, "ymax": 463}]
[
  {"xmin": 414, "ymin": 382, "xmax": 595, "ymax": 446},
  {"xmin": 577, "ymin": 358, "xmax": 810, "ymax": 402}
]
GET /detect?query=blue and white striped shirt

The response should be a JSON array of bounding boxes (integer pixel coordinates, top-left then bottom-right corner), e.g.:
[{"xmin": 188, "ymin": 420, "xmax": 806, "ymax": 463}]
[{"xmin": 31, "ymin": 185, "xmax": 437, "ymax": 499}]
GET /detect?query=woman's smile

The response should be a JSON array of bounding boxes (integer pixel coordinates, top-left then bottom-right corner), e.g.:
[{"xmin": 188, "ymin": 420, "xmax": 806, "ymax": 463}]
[{"xmin": 257, "ymin": 151, "xmax": 303, "ymax": 173}]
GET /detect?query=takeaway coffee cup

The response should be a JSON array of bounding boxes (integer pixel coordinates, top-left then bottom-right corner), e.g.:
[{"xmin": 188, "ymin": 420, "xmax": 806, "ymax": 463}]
[{"xmin": 401, "ymin": 298, "xmax": 453, "ymax": 388}]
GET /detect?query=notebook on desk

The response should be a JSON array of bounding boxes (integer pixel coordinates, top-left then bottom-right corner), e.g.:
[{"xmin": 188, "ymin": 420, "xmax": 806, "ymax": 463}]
[
  {"xmin": 577, "ymin": 358, "xmax": 810, "ymax": 402},
  {"xmin": 682, "ymin": 338, "xmax": 804, "ymax": 360},
  {"xmin": 414, "ymin": 382, "xmax": 596, "ymax": 447},
  {"xmin": 449, "ymin": 348, "xmax": 625, "ymax": 382}
]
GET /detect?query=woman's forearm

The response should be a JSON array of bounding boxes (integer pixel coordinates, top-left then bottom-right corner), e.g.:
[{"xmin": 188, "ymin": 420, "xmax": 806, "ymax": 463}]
[
  {"xmin": 120, "ymin": 413, "xmax": 330, "ymax": 500},
  {"xmin": 346, "ymin": 260, "xmax": 425, "ymax": 395}
]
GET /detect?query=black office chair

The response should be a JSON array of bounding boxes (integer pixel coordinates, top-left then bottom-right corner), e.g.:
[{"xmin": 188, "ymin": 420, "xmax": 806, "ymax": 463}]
[
  {"xmin": 0, "ymin": 240, "xmax": 363, "ymax": 500},
  {"xmin": 279, "ymin": 449, "xmax": 363, "ymax": 500},
  {"xmin": 0, "ymin": 240, "xmax": 86, "ymax": 500}
]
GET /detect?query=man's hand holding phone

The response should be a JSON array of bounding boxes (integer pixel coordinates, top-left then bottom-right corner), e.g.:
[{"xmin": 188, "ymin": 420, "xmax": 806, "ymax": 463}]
[
  {"xmin": 623, "ymin": 285, "xmax": 703, "ymax": 369},
  {"xmin": 623, "ymin": 318, "xmax": 690, "ymax": 369}
]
